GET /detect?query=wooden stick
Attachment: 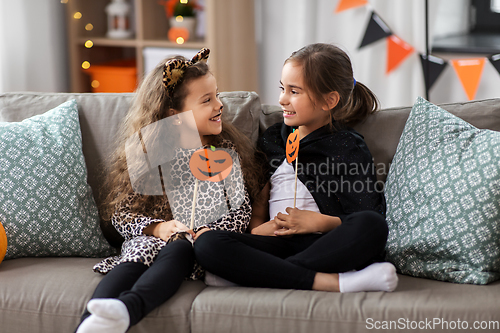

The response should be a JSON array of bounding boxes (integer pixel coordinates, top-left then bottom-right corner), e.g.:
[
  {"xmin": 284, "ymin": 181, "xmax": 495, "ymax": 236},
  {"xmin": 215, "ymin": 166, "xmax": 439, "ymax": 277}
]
[
  {"xmin": 293, "ymin": 155, "xmax": 298, "ymax": 208},
  {"xmin": 190, "ymin": 178, "xmax": 199, "ymax": 230}
]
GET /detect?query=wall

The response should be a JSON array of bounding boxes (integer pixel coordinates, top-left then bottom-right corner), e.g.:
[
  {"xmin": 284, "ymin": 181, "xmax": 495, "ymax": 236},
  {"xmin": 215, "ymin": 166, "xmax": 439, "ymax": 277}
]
[
  {"xmin": 254, "ymin": 0, "xmax": 499, "ymax": 108},
  {"xmin": 430, "ymin": 0, "xmax": 500, "ymax": 104},
  {"xmin": 2, "ymin": 0, "xmax": 497, "ymax": 108},
  {"xmin": 0, "ymin": 0, "xmax": 68, "ymax": 93},
  {"xmin": 255, "ymin": 0, "xmax": 436, "ymax": 107},
  {"xmin": 433, "ymin": 0, "xmax": 470, "ymax": 39}
]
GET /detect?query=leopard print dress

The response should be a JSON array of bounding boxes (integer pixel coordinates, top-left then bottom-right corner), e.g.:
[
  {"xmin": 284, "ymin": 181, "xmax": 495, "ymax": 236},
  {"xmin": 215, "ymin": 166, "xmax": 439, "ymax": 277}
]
[{"xmin": 93, "ymin": 140, "xmax": 251, "ymax": 280}]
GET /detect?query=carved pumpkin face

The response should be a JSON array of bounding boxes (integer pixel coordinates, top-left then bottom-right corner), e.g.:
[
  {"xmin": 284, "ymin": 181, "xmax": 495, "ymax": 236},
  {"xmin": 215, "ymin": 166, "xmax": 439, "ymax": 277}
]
[
  {"xmin": 189, "ymin": 146, "xmax": 233, "ymax": 182},
  {"xmin": 286, "ymin": 129, "xmax": 300, "ymax": 163},
  {"xmin": 0, "ymin": 221, "xmax": 7, "ymax": 264}
]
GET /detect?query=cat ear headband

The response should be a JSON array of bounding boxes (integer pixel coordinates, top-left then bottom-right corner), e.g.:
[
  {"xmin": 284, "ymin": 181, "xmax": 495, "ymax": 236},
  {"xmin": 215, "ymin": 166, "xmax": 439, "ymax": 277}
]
[{"xmin": 162, "ymin": 48, "xmax": 210, "ymax": 95}]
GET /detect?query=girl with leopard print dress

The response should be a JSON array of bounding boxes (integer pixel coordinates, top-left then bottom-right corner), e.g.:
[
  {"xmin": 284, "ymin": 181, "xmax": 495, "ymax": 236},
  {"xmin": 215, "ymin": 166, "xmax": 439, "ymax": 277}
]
[{"xmin": 75, "ymin": 48, "xmax": 263, "ymax": 333}]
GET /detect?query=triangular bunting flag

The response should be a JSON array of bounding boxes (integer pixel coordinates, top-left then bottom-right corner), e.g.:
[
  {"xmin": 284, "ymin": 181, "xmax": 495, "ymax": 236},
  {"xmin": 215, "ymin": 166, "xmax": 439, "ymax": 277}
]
[
  {"xmin": 420, "ymin": 54, "xmax": 448, "ymax": 91},
  {"xmin": 386, "ymin": 35, "xmax": 414, "ymax": 74},
  {"xmin": 359, "ymin": 12, "xmax": 392, "ymax": 49},
  {"xmin": 489, "ymin": 54, "xmax": 500, "ymax": 76},
  {"xmin": 335, "ymin": 0, "xmax": 368, "ymax": 13},
  {"xmin": 451, "ymin": 58, "xmax": 485, "ymax": 101}
]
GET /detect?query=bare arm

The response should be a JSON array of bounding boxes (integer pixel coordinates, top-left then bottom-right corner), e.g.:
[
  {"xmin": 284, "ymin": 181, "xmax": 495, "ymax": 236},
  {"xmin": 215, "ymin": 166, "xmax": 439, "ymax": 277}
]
[
  {"xmin": 274, "ymin": 207, "xmax": 341, "ymax": 236},
  {"xmin": 247, "ymin": 182, "xmax": 270, "ymax": 233}
]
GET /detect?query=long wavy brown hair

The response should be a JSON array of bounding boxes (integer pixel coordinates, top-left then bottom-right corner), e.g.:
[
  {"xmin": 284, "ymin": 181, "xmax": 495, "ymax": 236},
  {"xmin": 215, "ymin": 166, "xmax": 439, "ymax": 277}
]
[{"xmin": 100, "ymin": 56, "xmax": 264, "ymax": 227}]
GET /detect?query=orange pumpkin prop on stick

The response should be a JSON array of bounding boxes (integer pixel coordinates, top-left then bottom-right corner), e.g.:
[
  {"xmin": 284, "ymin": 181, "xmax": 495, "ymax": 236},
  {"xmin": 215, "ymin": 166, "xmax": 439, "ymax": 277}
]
[
  {"xmin": 188, "ymin": 146, "xmax": 233, "ymax": 229},
  {"xmin": 286, "ymin": 129, "xmax": 300, "ymax": 208},
  {"xmin": 190, "ymin": 146, "xmax": 233, "ymax": 182},
  {"xmin": 286, "ymin": 129, "xmax": 299, "ymax": 163},
  {"xmin": 0, "ymin": 221, "xmax": 7, "ymax": 264}
]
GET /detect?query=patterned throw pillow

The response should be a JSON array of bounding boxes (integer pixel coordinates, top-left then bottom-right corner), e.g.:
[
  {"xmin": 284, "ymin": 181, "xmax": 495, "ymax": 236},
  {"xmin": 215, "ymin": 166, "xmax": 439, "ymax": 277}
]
[
  {"xmin": 385, "ymin": 97, "xmax": 500, "ymax": 284},
  {"xmin": 0, "ymin": 100, "xmax": 114, "ymax": 259}
]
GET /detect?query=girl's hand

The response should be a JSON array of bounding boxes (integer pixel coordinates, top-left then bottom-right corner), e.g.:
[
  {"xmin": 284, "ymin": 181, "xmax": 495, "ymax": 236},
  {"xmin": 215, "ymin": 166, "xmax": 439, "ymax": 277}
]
[
  {"xmin": 250, "ymin": 220, "xmax": 281, "ymax": 236},
  {"xmin": 273, "ymin": 207, "xmax": 341, "ymax": 236},
  {"xmin": 144, "ymin": 220, "xmax": 190, "ymax": 242},
  {"xmin": 193, "ymin": 227, "xmax": 210, "ymax": 241}
]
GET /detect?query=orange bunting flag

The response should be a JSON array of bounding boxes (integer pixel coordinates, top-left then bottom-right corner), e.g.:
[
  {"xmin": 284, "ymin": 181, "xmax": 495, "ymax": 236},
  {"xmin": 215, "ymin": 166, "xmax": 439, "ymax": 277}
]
[
  {"xmin": 386, "ymin": 35, "xmax": 414, "ymax": 74},
  {"xmin": 335, "ymin": 0, "xmax": 368, "ymax": 13},
  {"xmin": 451, "ymin": 58, "xmax": 486, "ymax": 101}
]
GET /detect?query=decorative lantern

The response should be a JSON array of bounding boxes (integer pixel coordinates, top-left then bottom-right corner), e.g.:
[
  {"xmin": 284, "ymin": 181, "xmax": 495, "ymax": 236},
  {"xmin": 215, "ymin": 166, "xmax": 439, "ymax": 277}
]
[
  {"xmin": 105, "ymin": 0, "xmax": 133, "ymax": 39},
  {"xmin": 168, "ymin": 27, "xmax": 190, "ymax": 44}
]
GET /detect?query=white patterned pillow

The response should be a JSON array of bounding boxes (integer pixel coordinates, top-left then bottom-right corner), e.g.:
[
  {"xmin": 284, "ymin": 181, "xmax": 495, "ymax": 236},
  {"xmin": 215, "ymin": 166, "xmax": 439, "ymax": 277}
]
[
  {"xmin": 385, "ymin": 97, "xmax": 500, "ymax": 284},
  {"xmin": 0, "ymin": 100, "xmax": 114, "ymax": 259}
]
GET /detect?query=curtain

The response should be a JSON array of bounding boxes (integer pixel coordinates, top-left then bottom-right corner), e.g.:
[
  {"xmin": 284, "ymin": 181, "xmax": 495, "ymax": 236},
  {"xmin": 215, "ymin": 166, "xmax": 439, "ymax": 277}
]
[
  {"xmin": 0, "ymin": 0, "xmax": 68, "ymax": 93},
  {"xmin": 255, "ymin": 0, "xmax": 451, "ymax": 108}
]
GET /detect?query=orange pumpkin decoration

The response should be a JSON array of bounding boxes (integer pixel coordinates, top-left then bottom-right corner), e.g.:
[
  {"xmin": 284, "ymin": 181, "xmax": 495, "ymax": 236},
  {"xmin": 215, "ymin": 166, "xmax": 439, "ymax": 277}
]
[
  {"xmin": 0, "ymin": 221, "xmax": 7, "ymax": 264},
  {"xmin": 168, "ymin": 27, "xmax": 190, "ymax": 43},
  {"xmin": 286, "ymin": 128, "xmax": 300, "ymax": 163},
  {"xmin": 189, "ymin": 146, "xmax": 233, "ymax": 182}
]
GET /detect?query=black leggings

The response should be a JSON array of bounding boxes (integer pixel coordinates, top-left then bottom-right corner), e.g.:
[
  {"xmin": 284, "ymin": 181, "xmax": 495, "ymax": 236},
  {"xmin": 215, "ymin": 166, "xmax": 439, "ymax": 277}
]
[
  {"xmin": 194, "ymin": 211, "xmax": 387, "ymax": 290},
  {"xmin": 78, "ymin": 239, "xmax": 194, "ymax": 329}
]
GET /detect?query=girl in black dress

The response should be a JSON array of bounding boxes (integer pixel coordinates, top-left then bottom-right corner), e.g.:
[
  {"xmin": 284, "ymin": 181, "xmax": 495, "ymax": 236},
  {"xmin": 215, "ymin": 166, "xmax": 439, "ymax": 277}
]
[{"xmin": 194, "ymin": 43, "xmax": 398, "ymax": 293}]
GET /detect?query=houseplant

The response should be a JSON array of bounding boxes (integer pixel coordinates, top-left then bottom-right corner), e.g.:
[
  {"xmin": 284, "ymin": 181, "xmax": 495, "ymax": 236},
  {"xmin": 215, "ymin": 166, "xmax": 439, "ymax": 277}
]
[{"xmin": 159, "ymin": 0, "xmax": 202, "ymax": 41}]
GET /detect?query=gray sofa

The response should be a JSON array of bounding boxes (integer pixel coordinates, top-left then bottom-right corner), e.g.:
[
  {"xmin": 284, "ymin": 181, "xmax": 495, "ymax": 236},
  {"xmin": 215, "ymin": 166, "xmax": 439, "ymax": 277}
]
[{"xmin": 1, "ymin": 91, "xmax": 499, "ymax": 333}]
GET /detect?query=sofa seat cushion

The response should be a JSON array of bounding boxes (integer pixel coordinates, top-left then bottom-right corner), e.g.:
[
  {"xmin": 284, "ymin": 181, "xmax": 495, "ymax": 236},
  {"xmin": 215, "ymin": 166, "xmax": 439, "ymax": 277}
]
[
  {"xmin": 190, "ymin": 276, "xmax": 500, "ymax": 333},
  {"xmin": 0, "ymin": 257, "xmax": 206, "ymax": 333}
]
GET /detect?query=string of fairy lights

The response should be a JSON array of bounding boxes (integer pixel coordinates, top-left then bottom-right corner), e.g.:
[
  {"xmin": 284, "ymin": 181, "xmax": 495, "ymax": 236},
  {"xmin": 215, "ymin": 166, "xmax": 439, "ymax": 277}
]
[
  {"xmin": 61, "ymin": 0, "xmax": 194, "ymax": 90},
  {"xmin": 61, "ymin": 0, "xmax": 101, "ymax": 88}
]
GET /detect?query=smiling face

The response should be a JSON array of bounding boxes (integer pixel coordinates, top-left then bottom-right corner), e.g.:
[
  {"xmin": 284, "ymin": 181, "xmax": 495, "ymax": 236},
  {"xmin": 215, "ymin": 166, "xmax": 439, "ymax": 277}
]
[
  {"xmin": 177, "ymin": 73, "xmax": 223, "ymax": 145},
  {"xmin": 279, "ymin": 62, "xmax": 331, "ymax": 138}
]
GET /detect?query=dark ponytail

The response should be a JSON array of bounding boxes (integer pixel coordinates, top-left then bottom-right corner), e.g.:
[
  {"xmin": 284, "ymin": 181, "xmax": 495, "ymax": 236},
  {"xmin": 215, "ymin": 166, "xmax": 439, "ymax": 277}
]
[
  {"xmin": 286, "ymin": 43, "xmax": 379, "ymax": 127},
  {"xmin": 335, "ymin": 81, "xmax": 379, "ymax": 125}
]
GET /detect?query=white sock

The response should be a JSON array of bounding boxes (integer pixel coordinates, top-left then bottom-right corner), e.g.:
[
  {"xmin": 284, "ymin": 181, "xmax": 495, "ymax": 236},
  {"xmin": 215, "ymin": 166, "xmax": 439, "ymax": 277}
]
[
  {"xmin": 339, "ymin": 262, "xmax": 398, "ymax": 293},
  {"xmin": 76, "ymin": 299, "xmax": 130, "ymax": 333}
]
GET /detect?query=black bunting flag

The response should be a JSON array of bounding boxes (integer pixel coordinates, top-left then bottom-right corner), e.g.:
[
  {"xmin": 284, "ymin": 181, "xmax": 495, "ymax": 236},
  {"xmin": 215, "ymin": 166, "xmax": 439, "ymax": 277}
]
[
  {"xmin": 420, "ymin": 54, "xmax": 448, "ymax": 91},
  {"xmin": 490, "ymin": 54, "xmax": 500, "ymax": 76},
  {"xmin": 359, "ymin": 11, "xmax": 392, "ymax": 49}
]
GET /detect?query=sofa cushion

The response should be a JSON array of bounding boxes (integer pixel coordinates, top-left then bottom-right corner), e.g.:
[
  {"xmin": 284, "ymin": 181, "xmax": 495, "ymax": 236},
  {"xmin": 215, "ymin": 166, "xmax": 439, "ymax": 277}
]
[
  {"xmin": 0, "ymin": 257, "xmax": 206, "ymax": 333},
  {"xmin": 191, "ymin": 277, "xmax": 500, "ymax": 333},
  {"xmin": 353, "ymin": 98, "xmax": 500, "ymax": 183},
  {"xmin": 0, "ymin": 92, "xmax": 134, "ymax": 210},
  {"xmin": 0, "ymin": 100, "xmax": 114, "ymax": 259},
  {"xmin": 384, "ymin": 97, "xmax": 500, "ymax": 284},
  {"xmin": 220, "ymin": 91, "xmax": 262, "ymax": 145}
]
